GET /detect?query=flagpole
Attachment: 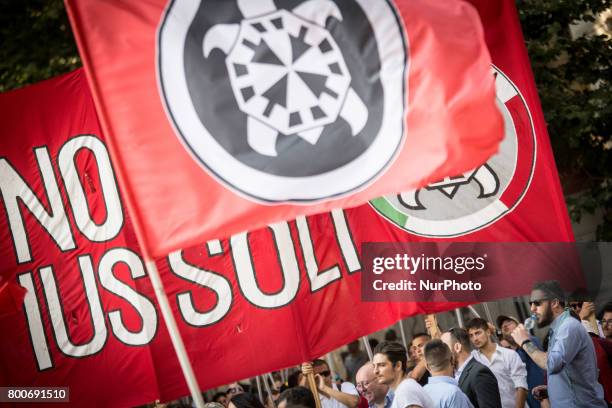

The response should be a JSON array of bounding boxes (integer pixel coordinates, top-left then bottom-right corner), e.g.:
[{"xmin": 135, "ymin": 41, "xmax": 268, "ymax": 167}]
[
  {"xmin": 64, "ymin": 5, "xmax": 206, "ymax": 406},
  {"xmin": 256, "ymin": 375, "xmax": 264, "ymax": 405},
  {"xmin": 325, "ymin": 354, "xmax": 337, "ymax": 379},
  {"xmin": 455, "ymin": 309, "xmax": 465, "ymax": 328},
  {"xmin": 266, "ymin": 372, "xmax": 274, "ymax": 386},
  {"xmin": 263, "ymin": 373, "xmax": 273, "ymax": 405},
  {"xmin": 482, "ymin": 302, "xmax": 494, "ymax": 323},
  {"xmin": 467, "ymin": 305, "xmax": 481, "ymax": 318},
  {"xmin": 397, "ymin": 320, "xmax": 408, "ymax": 350},
  {"xmin": 146, "ymin": 260, "xmax": 206, "ymax": 408},
  {"xmin": 361, "ymin": 336, "xmax": 373, "ymax": 360},
  {"xmin": 306, "ymin": 372, "xmax": 322, "ymax": 408}
]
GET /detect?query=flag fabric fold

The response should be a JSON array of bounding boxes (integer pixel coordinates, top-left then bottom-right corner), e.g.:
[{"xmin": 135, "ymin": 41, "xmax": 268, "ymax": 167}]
[
  {"xmin": 0, "ymin": 0, "xmax": 577, "ymax": 406},
  {"xmin": 65, "ymin": 0, "xmax": 503, "ymax": 257}
]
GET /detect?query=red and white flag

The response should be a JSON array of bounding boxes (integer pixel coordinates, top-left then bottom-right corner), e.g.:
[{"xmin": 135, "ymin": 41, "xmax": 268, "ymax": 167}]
[
  {"xmin": 65, "ymin": 0, "xmax": 503, "ymax": 257},
  {"xmin": 0, "ymin": 1, "xmax": 577, "ymax": 406},
  {"xmin": 0, "ymin": 70, "xmax": 469, "ymax": 406},
  {"xmin": 369, "ymin": 0, "xmax": 574, "ymax": 241}
]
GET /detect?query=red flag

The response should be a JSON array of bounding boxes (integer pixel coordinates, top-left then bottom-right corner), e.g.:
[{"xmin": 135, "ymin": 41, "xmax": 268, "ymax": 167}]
[
  {"xmin": 0, "ymin": 70, "xmax": 159, "ymax": 407},
  {"xmin": 370, "ymin": 0, "xmax": 574, "ymax": 242},
  {"xmin": 65, "ymin": 0, "xmax": 503, "ymax": 257},
  {"xmin": 0, "ymin": 1, "xmax": 576, "ymax": 405},
  {"xmin": 0, "ymin": 280, "xmax": 26, "ymax": 317},
  {"xmin": 0, "ymin": 34, "xmax": 575, "ymax": 405},
  {"xmin": 0, "ymin": 70, "xmax": 468, "ymax": 405}
]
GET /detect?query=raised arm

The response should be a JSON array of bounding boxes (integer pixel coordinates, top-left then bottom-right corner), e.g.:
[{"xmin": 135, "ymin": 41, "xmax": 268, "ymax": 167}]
[
  {"xmin": 511, "ymin": 324, "xmax": 547, "ymax": 370},
  {"xmin": 319, "ymin": 381, "xmax": 359, "ymax": 408}
]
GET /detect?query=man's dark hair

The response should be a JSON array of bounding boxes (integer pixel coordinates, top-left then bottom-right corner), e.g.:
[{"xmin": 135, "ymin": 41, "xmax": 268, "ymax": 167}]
[
  {"xmin": 533, "ymin": 280, "xmax": 566, "ymax": 307},
  {"xmin": 599, "ymin": 302, "xmax": 612, "ymax": 320},
  {"xmin": 373, "ymin": 341, "xmax": 408, "ymax": 373},
  {"xmin": 312, "ymin": 359, "xmax": 328, "ymax": 369},
  {"xmin": 411, "ymin": 332, "xmax": 431, "ymax": 343},
  {"xmin": 229, "ymin": 393, "xmax": 265, "ymax": 408},
  {"xmin": 287, "ymin": 371, "xmax": 302, "ymax": 389},
  {"xmin": 568, "ymin": 288, "xmax": 590, "ymax": 303},
  {"xmin": 465, "ymin": 317, "xmax": 490, "ymax": 332},
  {"xmin": 278, "ymin": 386, "xmax": 316, "ymax": 408},
  {"xmin": 446, "ymin": 327, "xmax": 472, "ymax": 352},
  {"xmin": 212, "ymin": 392, "xmax": 227, "ymax": 403},
  {"xmin": 424, "ymin": 339, "xmax": 452, "ymax": 372}
]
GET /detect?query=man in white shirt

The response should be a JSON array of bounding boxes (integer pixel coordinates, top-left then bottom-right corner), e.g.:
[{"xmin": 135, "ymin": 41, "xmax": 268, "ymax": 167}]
[
  {"xmin": 372, "ymin": 341, "xmax": 434, "ymax": 408},
  {"xmin": 302, "ymin": 360, "xmax": 360, "ymax": 408},
  {"xmin": 441, "ymin": 328, "xmax": 501, "ymax": 408},
  {"xmin": 466, "ymin": 318, "xmax": 528, "ymax": 408}
]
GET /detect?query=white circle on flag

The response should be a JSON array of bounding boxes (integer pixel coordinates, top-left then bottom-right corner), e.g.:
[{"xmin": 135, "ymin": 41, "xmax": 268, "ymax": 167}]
[
  {"xmin": 157, "ymin": 0, "xmax": 408, "ymax": 202},
  {"xmin": 370, "ymin": 66, "xmax": 537, "ymax": 237}
]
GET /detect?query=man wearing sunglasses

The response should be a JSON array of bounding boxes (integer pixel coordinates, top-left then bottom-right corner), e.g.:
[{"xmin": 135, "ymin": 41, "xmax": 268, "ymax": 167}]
[
  {"xmin": 568, "ymin": 292, "xmax": 605, "ymax": 337},
  {"xmin": 302, "ymin": 360, "xmax": 360, "ymax": 408},
  {"xmin": 510, "ymin": 280, "xmax": 607, "ymax": 408},
  {"xmin": 226, "ymin": 383, "xmax": 245, "ymax": 397}
]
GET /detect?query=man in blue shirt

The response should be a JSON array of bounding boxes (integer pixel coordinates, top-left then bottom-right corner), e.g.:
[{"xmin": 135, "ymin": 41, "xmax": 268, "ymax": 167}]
[
  {"xmin": 423, "ymin": 339, "xmax": 473, "ymax": 408},
  {"xmin": 511, "ymin": 280, "xmax": 607, "ymax": 408}
]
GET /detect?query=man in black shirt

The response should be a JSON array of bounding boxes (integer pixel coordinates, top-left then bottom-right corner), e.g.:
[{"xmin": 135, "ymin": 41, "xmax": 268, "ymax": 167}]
[{"xmin": 441, "ymin": 328, "xmax": 502, "ymax": 408}]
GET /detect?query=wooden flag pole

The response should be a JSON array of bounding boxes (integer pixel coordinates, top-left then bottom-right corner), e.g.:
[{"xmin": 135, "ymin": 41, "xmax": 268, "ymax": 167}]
[
  {"xmin": 145, "ymin": 260, "xmax": 206, "ymax": 408},
  {"xmin": 65, "ymin": 5, "xmax": 205, "ymax": 406},
  {"xmin": 306, "ymin": 372, "xmax": 322, "ymax": 408}
]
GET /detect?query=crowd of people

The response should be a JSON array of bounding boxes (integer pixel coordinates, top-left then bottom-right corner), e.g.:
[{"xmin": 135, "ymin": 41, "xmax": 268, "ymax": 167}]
[{"xmin": 148, "ymin": 281, "xmax": 612, "ymax": 408}]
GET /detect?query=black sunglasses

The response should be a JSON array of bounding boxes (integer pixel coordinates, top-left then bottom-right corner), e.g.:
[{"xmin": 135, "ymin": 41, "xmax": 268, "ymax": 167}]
[
  {"xmin": 528, "ymin": 299, "xmax": 549, "ymax": 307},
  {"xmin": 319, "ymin": 370, "xmax": 331, "ymax": 377},
  {"xmin": 569, "ymin": 302, "xmax": 583, "ymax": 310}
]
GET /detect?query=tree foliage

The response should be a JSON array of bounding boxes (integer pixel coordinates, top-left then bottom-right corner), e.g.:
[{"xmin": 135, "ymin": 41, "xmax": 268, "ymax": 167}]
[
  {"xmin": 518, "ymin": 0, "xmax": 612, "ymax": 239},
  {"xmin": 0, "ymin": 0, "xmax": 610, "ymax": 238},
  {"xmin": 0, "ymin": 0, "xmax": 79, "ymax": 92}
]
